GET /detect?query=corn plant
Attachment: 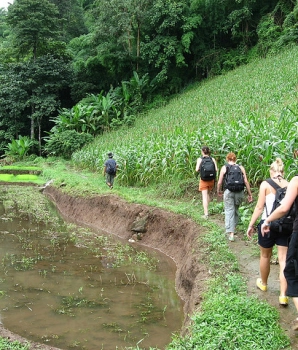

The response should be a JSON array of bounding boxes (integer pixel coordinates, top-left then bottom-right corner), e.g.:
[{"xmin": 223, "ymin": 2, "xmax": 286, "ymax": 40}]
[{"xmin": 72, "ymin": 46, "xmax": 298, "ymax": 188}]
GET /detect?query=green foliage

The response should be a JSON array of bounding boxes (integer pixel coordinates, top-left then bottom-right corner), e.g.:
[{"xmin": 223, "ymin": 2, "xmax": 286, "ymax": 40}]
[
  {"xmin": 7, "ymin": 0, "xmax": 60, "ymax": 59},
  {"xmin": 0, "ymin": 338, "xmax": 29, "ymax": 350},
  {"xmin": 168, "ymin": 293, "xmax": 289, "ymax": 349},
  {"xmin": 5, "ymin": 136, "xmax": 34, "ymax": 160},
  {"xmin": 71, "ymin": 46, "xmax": 298, "ymax": 188},
  {"xmin": 44, "ymin": 130, "xmax": 93, "ymax": 159}
]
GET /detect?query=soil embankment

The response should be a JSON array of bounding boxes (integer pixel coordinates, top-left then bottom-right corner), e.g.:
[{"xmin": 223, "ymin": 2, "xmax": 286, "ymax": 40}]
[{"xmin": 43, "ymin": 186, "xmax": 210, "ymax": 327}]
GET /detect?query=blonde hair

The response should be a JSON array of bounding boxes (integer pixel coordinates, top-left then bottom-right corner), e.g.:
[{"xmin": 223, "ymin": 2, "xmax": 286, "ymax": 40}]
[
  {"xmin": 270, "ymin": 157, "xmax": 284, "ymax": 174},
  {"xmin": 226, "ymin": 152, "xmax": 236, "ymax": 162}
]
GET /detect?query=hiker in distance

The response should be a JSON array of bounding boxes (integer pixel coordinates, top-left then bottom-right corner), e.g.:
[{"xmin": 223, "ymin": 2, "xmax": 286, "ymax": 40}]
[
  {"xmin": 103, "ymin": 152, "xmax": 117, "ymax": 189},
  {"xmin": 261, "ymin": 175, "xmax": 298, "ymax": 329},
  {"xmin": 217, "ymin": 152, "xmax": 252, "ymax": 242},
  {"xmin": 246, "ymin": 158, "xmax": 290, "ymax": 306},
  {"xmin": 195, "ymin": 146, "xmax": 218, "ymax": 218}
]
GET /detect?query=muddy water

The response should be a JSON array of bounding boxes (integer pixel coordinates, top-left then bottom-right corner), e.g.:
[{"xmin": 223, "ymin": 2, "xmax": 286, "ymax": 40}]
[{"xmin": 0, "ymin": 190, "xmax": 183, "ymax": 350}]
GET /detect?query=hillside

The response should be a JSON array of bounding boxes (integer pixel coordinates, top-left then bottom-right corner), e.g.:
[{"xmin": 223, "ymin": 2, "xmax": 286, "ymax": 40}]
[{"xmin": 72, "ymin": 45, "xmax": 298, "ymax": 188}]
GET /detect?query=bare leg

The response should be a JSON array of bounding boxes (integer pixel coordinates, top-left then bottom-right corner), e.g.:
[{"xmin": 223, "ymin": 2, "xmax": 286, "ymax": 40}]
[
  {"xmin": 293, "ymin": 297, "xmax": 298, "ymax": 312},
  {"xmin": 277, "ymin": 245, "xmax": 288, "ymax": 296},
  {"xmin": 291, "ymin": 298, "xmax": 298, "ymax": 330},
  {"xmin": 259, "ymin": 246, "xmax": 272, "ymax": 285},
  {"xmin": 201, "ymin": 189, "xmax": 209, "ymax": 216}
]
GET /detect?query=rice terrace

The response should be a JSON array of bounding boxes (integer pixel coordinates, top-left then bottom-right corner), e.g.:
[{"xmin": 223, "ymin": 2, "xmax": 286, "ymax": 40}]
[{"xmin": 0, "ymin": 43, "xmax": 297, "ymax": 350}]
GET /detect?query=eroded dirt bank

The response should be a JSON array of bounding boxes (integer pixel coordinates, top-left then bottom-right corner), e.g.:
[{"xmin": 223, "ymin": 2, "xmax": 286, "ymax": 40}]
[
  {"xmin": 0, "ymin": 185, "xmax": 210, "ymax": 349},
  {"xmin": 44, "ymin": 186, "xmax": 210, "ymax": 329}
]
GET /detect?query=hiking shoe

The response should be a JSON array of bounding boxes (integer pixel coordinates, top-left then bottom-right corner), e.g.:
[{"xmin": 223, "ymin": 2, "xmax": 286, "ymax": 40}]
[
  {"xmin": 292, "ymin": 318, "xmax": 298, "ymax": 331},
  {"xmin": 256, "ymin": 278, "xmax": 267, "ymax": 291},
  {"xmin": 279, "ymin": 296, "xmax": 289, "ymax": 306}
]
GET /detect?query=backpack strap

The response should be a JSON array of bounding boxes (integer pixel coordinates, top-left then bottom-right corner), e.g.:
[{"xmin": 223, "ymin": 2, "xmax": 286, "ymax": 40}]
[
  {"xmin": 265, "ymin": 178, "xmax": 281, "ymax": 191},
  {"xmin": 265, "ymin": 178, "xmax": 281, "ymax": 217}
]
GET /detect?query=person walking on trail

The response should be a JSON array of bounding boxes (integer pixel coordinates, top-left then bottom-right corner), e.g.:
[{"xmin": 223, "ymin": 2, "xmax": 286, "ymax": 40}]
[
  {"xmin": 103, "ymin": 152, "xmax": 117, "ymax": 189},
  {"xmin": 261, "ymin": 175, "xmax": 298, "ymax": 330},
  {"xmin": 246, "ymin": 158, "xmax": 289, "ymax": 306},
  {"xmin": 195, "ymin": 146, "xmax": 218, "ymax": 219},
  {"xmin": 217, "ymin": 152, "xmax": 252, "ymax": 242}
]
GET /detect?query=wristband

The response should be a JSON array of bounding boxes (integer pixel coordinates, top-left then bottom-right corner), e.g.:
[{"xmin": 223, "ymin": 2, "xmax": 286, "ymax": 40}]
[{"xmin": 263, "ymin": 221, "xmax": 271, "ymax": 227}]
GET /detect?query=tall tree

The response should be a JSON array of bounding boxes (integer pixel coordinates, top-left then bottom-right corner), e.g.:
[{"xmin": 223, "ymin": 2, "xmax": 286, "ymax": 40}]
[
  {"xmin": 0, "ymin": 64, "xmax": 29, "ymax": 154},
  {"xmin": 6, "ymin": 0, "xmax": 60, "ymax": 61},
  {"xmin": 6, "ymin": 0, "xmax": 65, "ymax": 141},
  {"xmin": 50, "ymin": 0, "xmax": 88, "ymax": 41}
]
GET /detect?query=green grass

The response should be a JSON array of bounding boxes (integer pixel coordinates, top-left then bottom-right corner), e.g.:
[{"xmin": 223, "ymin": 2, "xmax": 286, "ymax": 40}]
[
  {"xmin": 0, "ymin": 166, "xmax": 42, "ymax": 171},
  {"xmin": 0, "ymin": 174, "xmax": 44, "ymax": 184},
  {"xmin": 0, "ymin": 338, "xmax": 29, "ymax": 350},
  {"xmin": 71, "ymin": 46, "xmax": 298, "ymax": 188},
  {"xmin": 5, "ymin": 46, "xmax": 298, "ymax": 349}
]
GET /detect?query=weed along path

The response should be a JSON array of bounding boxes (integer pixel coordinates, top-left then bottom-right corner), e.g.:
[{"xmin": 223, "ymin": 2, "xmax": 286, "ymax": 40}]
[{"xmin": 227, "ymin": 231, "xmax": 298, "ymax": 349}]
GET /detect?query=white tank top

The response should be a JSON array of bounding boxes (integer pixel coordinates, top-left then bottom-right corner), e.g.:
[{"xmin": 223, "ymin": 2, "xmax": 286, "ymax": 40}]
[{"xmin": 261, "ymin": 192, "xmax": 275, "ymax": 220}]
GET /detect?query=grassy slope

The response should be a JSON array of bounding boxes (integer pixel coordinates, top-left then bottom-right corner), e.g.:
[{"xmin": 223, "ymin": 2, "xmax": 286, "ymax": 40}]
[
  {"xmin": 71, "ymin": 45, "xmax": 298, "ymax": 191},
  {"xmin": 14, "ymin": 47, "xmax": 298, "ymax": 349}
]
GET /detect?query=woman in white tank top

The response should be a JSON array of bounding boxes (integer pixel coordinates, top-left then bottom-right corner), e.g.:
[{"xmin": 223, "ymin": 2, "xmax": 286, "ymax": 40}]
[{"xmin": 246, "ymin": 158, "xmax": 289, "ymax": 306}]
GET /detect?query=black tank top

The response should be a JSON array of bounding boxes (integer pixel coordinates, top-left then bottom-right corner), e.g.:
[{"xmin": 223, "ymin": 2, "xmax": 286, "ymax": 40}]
[{"xmin": 293, "ymin": 197, "xmax": 298, "ymax": 232}]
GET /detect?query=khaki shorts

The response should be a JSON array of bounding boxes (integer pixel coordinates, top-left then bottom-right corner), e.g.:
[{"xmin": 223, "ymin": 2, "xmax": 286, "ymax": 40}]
[{"xmin": 199, "ymin": 179, "xmax": 215, "ymax": 191}]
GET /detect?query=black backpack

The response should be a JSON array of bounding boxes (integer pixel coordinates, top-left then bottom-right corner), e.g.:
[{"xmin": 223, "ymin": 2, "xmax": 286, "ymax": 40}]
[
  {"xmin": 265, "ymin": 178, "xmax": 296, "ymax": 235},
  {"xmin": 199, "ymin": 157, "xmax": 216, "ymax": 181},
  {"xmin": 224, "ymin": 164, "xmax": 245, "ymax": 192},
  {"xmin": 106, "ymin": 159, "xmax": 117, "ymax": 175}
]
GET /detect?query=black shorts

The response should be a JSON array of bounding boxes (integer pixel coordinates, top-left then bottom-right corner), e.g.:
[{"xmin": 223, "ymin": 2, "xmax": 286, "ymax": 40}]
[
  {"xmin": 258, "ymin": 219, "xmax": 291, "ymax": 248},
  {"xmin": 284, "ymin": 231, "xmax": 298, "ymax": 297}
]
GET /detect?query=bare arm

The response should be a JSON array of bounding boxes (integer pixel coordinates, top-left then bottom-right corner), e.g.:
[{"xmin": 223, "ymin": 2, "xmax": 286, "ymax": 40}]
[
  {"xmin": 212, "ymin": 157, "xmax": 218, "ymax": 173},
  {"xmin": 240, "ymin": 165, "xmax": 252, "ymax": 198},
  {"xmin": 195, "ymin": 158, "xmax": 202, "ymax": 172},
  {"xmin": 246, "ymin": 181, "xmax": 266, "ymax": 238},
  {"xmin": 217, "ymin": 166, "xmax": 226, "ymax": 194},
  {"xmin": 261, "ymin": 176, "xmax": 298, "ymax": 235},
  {"xmin": 266, "ymin": 176, "xmax": 298, "ymax": 221}
]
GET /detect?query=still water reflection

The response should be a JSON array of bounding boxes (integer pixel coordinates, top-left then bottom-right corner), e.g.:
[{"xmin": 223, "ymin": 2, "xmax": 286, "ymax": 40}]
[{"xmin": 0, "ymin": 187, "xmax": 183, "ymax": 350}]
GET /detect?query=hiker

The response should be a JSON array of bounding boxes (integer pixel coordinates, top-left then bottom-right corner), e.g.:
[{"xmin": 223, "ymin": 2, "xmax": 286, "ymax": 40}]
[
  {"xmin": 103, "ymin": 152, "xmax": 117, "ymax": 189},
  {"xmin": 195, "ymin": 146, "xmax": 218, "ymax": 218},
  {"xmin": 217, "ymin": 152, "xmax": 252, "ymax": 241},
  {"xmin": 246, "ymin": 158, "xmax": 289, "ymax": 306},
  {"xmin": 261, "ymin": 175, "xmax": 298, "ymax": 329}
]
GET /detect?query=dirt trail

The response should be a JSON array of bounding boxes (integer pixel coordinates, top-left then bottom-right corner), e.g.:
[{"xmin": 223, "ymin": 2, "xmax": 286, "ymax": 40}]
[{"xmin": 228, "ymin": 232, "xmax": 298, "ymax": 349}]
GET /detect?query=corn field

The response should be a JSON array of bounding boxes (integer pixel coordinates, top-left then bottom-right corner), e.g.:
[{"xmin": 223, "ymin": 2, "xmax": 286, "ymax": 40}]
[{"xmin": 72, "ymin": 47, "xmax": 298, "ymax": 187}]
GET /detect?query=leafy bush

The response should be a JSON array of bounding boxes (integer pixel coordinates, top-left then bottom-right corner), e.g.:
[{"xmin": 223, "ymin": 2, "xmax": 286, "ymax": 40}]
[
  {"xmin": 4, "ymin": 136, "xmax": 34, "ymax": 160},
  {"xmin": 44, "ymin": 130, "xmax": 93, "ymax": 159}
]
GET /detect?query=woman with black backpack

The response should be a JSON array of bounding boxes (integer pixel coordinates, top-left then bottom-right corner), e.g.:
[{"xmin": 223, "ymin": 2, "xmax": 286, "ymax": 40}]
[
  {"xmin": 246, "ymin": 158, "xmax": 290, "ymax": 306},
  {"xmin": 195, "ymin": 146, "xmax": 218, "ymax": 218},
  {"xmin": 217, "ymin": 152, "xmax": 252, "ymax": 242},
  {"xmin": 261, "ymin": 173, "xmax": 298, "ymax": 330}
]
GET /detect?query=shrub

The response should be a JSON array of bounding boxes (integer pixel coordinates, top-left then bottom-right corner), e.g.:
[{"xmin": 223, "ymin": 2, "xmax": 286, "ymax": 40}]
[
  {"xmin": 4, "ymin": 136, "xmax": 34, "ymax": 161},
  {"xmin": 44, "ymin": 130, "xmax": 93, "ymax": 159}
]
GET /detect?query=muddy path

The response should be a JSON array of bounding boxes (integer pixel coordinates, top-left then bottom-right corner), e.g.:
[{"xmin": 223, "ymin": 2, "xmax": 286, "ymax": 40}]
[{"xmin": 228, "ymin": 232, "xmax": 298, "ymax": 349}]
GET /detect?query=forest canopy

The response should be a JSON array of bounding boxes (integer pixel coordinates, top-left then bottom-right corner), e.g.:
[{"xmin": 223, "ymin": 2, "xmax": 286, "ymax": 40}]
[{"xmin": 0, "ymin": 0, "xmax": 297, "ymax": 158}]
